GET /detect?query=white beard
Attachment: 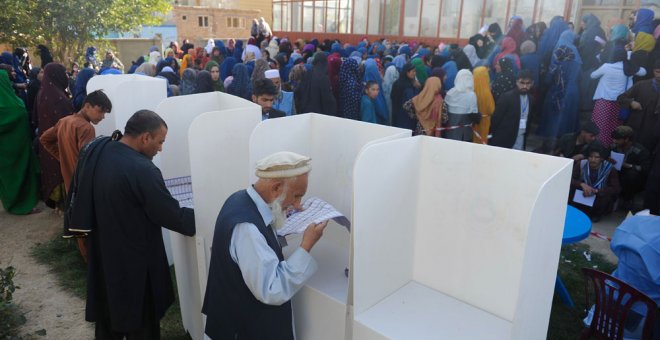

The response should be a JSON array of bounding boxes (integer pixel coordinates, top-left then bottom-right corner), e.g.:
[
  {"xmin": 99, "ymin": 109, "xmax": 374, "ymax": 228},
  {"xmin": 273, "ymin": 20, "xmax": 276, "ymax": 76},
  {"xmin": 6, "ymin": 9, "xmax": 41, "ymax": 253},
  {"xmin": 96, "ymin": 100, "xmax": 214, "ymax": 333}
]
[{"xmin": 268, "ymin": 192, "xmax": 287, "ymax": 230}]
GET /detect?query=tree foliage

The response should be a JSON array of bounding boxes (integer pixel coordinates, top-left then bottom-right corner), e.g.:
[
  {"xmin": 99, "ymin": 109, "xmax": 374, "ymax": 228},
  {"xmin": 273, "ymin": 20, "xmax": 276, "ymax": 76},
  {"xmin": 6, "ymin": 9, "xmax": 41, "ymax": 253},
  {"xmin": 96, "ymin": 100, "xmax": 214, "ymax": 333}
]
[{"xmin": 0, "ymin": 0, "xmax": 171, "ymax": 62}]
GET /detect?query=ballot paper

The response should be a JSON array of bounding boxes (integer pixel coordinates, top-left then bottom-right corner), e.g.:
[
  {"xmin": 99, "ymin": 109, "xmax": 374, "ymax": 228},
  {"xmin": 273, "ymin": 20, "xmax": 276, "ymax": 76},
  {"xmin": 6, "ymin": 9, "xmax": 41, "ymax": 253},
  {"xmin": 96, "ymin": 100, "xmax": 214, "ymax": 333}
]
[
  {"xmin": 573, "ymin": 189, "xmax": 595, "ymax": 207},
  {"xmin": 277, "ymin": 197, "xmax": 351, "ymax": 236},
  {"xmin": 610, "ymin": 151, "xmax": 625, "ymax": 171},
  {"xmin": 165, "ymin": 176, "xmax": 195, "ymax": 209}
]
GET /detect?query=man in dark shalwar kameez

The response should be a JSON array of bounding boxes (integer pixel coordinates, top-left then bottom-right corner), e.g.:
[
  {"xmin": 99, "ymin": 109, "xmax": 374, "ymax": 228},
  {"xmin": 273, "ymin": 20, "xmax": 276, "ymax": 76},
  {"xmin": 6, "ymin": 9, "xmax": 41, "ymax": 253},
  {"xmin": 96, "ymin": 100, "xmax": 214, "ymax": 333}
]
[
  {"xmin": 617, "ymin": 59, "xmax": 660, "ymax": 153},
  {"xmin": 84, "ymin": 110, "xmax": 196, "ymax": 339}
]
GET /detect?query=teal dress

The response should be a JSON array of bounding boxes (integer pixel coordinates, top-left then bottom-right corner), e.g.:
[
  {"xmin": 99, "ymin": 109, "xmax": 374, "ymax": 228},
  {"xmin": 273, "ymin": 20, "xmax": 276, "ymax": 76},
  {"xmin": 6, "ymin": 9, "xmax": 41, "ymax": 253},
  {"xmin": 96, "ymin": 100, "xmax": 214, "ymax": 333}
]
[{"xmin": 360, "ymin": 95, "xmax": 377, "ymax": 123}]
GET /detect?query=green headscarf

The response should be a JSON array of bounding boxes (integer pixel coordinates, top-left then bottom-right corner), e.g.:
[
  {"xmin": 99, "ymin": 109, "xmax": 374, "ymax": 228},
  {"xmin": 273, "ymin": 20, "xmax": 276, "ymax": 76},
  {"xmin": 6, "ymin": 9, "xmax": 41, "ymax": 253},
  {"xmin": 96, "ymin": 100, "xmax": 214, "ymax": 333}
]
[
  {"xmin": 0, "ymin": 70, "xmax": 40, "ymax": 214},
  {"xmin": 204, "ymin": 61, "xmax": 225, "ymax": 92},
  {"xmin": 411, "ymin": 57, "xmax": 428, "ymax": 86},
  {"xmin": 610, "ymin": 24, "xmax": 630, "ymax": 42}
]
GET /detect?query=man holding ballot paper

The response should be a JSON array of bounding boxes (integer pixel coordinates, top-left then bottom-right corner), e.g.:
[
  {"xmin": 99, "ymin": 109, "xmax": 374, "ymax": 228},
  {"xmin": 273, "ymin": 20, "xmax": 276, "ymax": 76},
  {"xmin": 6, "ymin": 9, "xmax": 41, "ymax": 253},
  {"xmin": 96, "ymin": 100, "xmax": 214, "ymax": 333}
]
[{"xmin": 203, "ymin": 151, "xmax": 327, "ymax": 340}]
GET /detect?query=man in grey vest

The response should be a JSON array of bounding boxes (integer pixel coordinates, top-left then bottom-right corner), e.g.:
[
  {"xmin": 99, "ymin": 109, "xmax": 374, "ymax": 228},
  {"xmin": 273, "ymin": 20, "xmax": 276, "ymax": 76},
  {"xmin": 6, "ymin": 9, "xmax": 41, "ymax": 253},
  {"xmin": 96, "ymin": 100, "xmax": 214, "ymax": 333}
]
[{"xmin": 202, "ymin": 151, "xmax": 326, "ymax": 339}]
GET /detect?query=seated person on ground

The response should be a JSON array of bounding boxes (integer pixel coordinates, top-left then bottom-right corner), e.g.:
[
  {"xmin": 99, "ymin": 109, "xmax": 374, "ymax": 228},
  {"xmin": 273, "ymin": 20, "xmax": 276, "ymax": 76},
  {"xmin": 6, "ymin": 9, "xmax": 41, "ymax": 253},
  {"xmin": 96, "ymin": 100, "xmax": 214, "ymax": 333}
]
[
  {"xmin": 611, "ymin": 126, "xmax": 652, "ymax": 211},
  {"xmin": 554, "ymin": 121, "xmax": 600, "ymax": 160}
]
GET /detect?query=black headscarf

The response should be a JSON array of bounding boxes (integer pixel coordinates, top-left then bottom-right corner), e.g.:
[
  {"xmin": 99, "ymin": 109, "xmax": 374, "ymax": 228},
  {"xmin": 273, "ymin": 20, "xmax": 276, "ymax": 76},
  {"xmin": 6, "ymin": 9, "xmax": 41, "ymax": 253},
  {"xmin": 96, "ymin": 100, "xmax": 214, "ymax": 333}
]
[{"xmin": 194, "ymin": 70, "xmax": 215, "ymax": 93}]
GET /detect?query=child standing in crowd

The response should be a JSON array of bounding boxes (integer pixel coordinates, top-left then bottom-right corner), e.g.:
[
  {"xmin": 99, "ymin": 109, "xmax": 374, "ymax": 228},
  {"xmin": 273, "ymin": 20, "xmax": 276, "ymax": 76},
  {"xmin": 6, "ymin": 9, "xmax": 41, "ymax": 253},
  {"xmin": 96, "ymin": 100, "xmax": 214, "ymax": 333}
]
[{"xmin": 361, "ymin": 80, "xmax": 379, "ymax": 123}]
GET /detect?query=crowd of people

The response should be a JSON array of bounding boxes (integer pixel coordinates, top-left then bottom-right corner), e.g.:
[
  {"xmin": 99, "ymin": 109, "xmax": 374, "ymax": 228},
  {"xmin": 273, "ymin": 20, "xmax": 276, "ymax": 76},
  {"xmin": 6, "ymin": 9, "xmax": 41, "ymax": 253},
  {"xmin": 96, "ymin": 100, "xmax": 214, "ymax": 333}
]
[{"xmin": 1, "ymin": 12, "xmax": 660, "ymax": 338}]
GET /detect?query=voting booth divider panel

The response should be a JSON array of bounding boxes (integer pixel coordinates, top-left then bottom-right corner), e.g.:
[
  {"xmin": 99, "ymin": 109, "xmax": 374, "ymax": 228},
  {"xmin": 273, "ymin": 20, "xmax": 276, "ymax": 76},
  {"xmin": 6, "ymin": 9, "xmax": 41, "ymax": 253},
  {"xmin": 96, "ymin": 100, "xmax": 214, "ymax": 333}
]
[
  {"xmin": 352, "ymin": 137, "xmax": 573, "ymax": 340},
  {"xmin": 87, "ymin": 74, "xmax": 167, "ymax": 138},
  {"xmin": 159, "ymin": 93, "xmax": 261, "ymax": 340}
]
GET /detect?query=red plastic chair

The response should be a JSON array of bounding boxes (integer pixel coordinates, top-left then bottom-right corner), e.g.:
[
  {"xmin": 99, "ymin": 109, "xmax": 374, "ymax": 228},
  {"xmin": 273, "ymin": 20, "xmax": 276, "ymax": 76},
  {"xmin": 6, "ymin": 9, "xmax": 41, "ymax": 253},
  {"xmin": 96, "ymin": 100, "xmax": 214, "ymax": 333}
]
[{"xmin": 581, "ymin": 268, "xmax": 657, "ymax": 340}]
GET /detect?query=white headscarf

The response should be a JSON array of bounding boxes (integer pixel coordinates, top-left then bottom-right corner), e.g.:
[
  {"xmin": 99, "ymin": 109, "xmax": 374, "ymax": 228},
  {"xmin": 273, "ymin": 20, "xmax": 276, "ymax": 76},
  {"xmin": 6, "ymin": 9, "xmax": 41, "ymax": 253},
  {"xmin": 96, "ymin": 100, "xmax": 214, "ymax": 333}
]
[
  {"xmin": 445, "ymin": 69, "xmax": 478, "ymax": 114},
  {"xmin": 205, "ymin": 39, "xmax": 215, "ymax": 55},
  {"xmin": 462, "ymin": 45, "xmax": 481, "ymax": 67},
  {"xmin": 149, "ymin": 51, "xmax": 161, "ymax": 65}
]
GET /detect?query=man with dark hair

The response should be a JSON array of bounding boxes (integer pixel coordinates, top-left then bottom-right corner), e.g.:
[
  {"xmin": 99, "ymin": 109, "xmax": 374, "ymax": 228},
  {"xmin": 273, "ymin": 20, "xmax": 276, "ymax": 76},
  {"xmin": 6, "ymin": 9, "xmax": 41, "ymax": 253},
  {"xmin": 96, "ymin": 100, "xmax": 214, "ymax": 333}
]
[
  {"xmin": 489, "ymin": 69, "xmax": 535, "ymax": 149},
  {"xmin": 611, "ymin": 125, "xmax": 651, "ymax": 210},
  {"xmin": 84, "ymin": 109, "xmax": 195, "ymax": 339},
  {"xmin": 253, "ymin": 78, "xmax": 286, "ymax": 120},
  {"xmin": 554, "ymin": 121, "xmax": 600, "ymax": 160}
]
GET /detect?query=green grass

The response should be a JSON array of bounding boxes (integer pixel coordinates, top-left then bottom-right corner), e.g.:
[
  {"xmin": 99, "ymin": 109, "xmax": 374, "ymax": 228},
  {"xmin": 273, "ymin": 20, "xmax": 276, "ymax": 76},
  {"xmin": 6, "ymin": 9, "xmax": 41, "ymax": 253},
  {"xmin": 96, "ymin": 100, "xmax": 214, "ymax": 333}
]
[
  {"xmin": 31, "ymin": 236, "xmax": 190, "ymax": 339},
  {"xmin": 546, "ymin": 243, "xmax": 617, "ymax": 340}
]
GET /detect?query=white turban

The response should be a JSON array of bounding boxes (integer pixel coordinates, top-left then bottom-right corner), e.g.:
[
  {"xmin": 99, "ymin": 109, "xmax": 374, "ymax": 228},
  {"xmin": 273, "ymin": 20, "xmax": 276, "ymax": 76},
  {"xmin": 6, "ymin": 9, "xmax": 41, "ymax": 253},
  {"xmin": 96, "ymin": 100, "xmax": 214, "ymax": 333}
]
[
  {"xmin": 264, "ymin": 69, "xmax": 280, "ymax": 79},
  {"xmin": 256, "ymin": 152, "xmax": 311, "ymax": 179}
]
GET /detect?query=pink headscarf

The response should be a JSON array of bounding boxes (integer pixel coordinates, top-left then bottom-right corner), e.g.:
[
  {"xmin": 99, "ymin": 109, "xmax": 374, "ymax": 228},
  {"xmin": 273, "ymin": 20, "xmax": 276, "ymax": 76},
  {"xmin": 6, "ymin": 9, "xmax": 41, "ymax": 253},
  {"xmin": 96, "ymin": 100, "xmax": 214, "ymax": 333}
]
[{"xmin": 494, "ymin": 37, "xmax": 521, "ymax": 69}]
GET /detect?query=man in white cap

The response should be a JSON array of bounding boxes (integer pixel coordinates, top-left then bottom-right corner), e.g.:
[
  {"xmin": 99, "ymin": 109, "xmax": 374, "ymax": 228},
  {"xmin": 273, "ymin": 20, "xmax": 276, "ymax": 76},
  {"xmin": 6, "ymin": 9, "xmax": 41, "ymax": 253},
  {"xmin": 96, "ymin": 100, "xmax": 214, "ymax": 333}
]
[
  {"xmin": 202, "ymin": 151, "xmax": 326, "ymax": 340},
  {"xmin": 265, "ymin": 68, "xmax": 295, "ymax": 116}
]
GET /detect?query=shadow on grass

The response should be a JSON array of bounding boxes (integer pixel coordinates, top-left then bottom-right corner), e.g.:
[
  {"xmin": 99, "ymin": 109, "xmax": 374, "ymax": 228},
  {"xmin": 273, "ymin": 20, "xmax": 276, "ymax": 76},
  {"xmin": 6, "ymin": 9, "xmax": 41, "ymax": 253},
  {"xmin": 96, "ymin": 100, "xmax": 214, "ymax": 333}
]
[
  {"xmin": 31, "ymin": 236, "xmax": 191, "ymax": 340},
  {"xmin": 546, "ymin": 243, "xmax": 617, "ymax": 340}
]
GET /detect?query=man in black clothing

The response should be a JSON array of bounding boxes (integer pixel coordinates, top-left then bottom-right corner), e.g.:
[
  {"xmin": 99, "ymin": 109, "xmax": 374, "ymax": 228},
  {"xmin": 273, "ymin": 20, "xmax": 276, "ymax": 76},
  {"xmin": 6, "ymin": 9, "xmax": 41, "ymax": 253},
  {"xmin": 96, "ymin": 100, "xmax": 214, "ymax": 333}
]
[
  {"xmin": 611, "ymin": 126, "xmax": 652, "ymax": 209},
  {"xmin": 490, "ymin": 69, "xmax": 534, "ymax": 149},
  {"xmin": 85, "ymin": 110, "xmax": 196, "ymax": 339},
  {"xmin": 554, "ymin": 121, "xmax": 600, "ymax": 161},
  {"xmin": 253, "ymin": 78, "xmax": 285, "ymax": 120}
]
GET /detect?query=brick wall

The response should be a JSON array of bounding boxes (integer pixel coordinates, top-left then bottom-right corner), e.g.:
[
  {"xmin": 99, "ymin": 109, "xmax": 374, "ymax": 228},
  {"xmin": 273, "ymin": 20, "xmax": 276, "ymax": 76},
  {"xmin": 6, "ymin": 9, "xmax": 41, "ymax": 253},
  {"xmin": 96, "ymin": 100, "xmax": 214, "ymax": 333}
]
[{"xmin": 173, "ymin": 6, "xmax": 264, "ymax": 43}]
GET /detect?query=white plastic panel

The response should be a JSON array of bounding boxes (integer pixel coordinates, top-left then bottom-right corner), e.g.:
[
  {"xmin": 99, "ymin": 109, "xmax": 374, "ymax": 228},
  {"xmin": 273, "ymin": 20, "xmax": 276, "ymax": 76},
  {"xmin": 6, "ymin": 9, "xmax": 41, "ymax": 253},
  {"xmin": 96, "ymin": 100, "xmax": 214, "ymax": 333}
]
[{"xmin": 353, "ymin": 136, "xmax": 573, "ymax": 340}]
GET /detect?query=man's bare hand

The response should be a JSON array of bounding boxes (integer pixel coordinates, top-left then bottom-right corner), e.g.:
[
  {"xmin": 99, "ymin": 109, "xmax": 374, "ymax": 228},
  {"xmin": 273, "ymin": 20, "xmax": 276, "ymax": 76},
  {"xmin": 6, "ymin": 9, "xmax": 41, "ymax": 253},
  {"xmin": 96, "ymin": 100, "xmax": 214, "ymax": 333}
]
[
  {"xmin": 300, "ymin": 221, "xmax": 328, "ymax": 252},
  {"xmin": 630, "ymin": 101, "xmax": 642, "ymax": 110}
]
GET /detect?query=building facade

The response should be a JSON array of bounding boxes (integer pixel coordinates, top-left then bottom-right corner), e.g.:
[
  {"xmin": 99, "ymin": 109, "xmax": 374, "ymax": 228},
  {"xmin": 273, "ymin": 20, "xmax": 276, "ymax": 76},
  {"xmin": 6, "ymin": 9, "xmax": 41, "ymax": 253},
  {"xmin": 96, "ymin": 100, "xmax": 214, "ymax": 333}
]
[
  {"xmin": 173, "ymin": 6, "xmax": 261, "ymax": 44},
  {"xmin": 271, "ymin": 0, "xmax": 652, "ymax": 44}
]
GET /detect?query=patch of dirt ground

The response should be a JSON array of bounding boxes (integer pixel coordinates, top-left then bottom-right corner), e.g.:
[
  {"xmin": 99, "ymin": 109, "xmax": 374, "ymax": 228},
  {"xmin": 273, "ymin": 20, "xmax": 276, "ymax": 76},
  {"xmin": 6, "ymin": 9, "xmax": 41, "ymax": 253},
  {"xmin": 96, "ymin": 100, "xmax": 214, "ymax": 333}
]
[{"xmin": 0, "ymin": 202, "xmax": 93, "ymax": 339}]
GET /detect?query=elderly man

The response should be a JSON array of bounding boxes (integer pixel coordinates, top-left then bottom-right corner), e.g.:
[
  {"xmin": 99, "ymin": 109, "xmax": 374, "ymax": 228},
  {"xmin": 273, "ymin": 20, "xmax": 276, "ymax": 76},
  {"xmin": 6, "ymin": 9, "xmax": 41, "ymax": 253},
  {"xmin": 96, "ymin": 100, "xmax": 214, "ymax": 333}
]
[{"xmin": 203, "ymin": 151, "xmax": 326, "ymax": 340}]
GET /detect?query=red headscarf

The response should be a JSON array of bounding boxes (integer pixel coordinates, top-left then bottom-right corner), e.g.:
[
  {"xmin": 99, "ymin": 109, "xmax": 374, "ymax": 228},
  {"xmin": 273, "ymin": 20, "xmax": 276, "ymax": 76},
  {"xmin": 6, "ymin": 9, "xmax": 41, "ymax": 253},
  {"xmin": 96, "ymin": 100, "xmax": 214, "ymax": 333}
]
[
  {"xmin": 494, "ymin": 37, "xmax": 521, "ymax": 69},
  {"xmin": 327, "ymin": 54, "xmax": 342, "ymax": 102}
]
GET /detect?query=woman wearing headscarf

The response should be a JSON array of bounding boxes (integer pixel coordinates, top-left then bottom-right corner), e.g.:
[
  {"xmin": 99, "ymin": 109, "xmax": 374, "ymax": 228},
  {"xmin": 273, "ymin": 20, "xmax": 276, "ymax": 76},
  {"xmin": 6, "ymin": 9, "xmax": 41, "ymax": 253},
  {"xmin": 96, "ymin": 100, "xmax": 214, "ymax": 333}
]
[
  {"xmin": 471, "ymin": 67, "xmax": 495, "ymax": 144},
  {"xmin": 227, "ymin": 38, "xmax": 236, "ymax": 57},
  {"xmin": 538, "ymin": 16, "xmax": 569, "ymax": 68},
  {"xmin": 128, "ymin": 56, "xmax": 145, "ymax": 74},
  {"xmin": 158, "ymin": 66, "xmax": 180, "ymax": 88},
  {"xmin": 590, "ymin": 48, "xmax": 645, "ymax": 146},
  {"xmin": 135, "ymin": 63, "xmax": 157, "ymax": 77},
  {"xmin": 391, "ymin": 63, "xmax": 420, "ymax": 130},
  {"xmin": 493, "ymin": 37, "xmax": 521, "ymax": 70},
  {"xmin": 411, "ymin": 57, "xmax": 428, "ymax": 87},
  {"xmin": 411, "ymin": 77, "xmax": 443, "ymax": 136},
  {"xmin": 631, "ymin": 31, "xmax": 656, "ymax": 82},
  {"xmin": 441, "ymin": 60, "xmax": 458, "ymax": 91},
  {"xmin": 462, "ymin": 45, "xmax": 485, "ymax": 68},
  {"xmin": 538, "ymin": 31, "xmax": 582, "ymax": 142},
  {"xmin": 525, "ymin": 22, "xmax": 547, "ymax": 44},
  {"xmin": 295, "ymin": 53, "xmax": 337, "ymax": 116},
  {"xmin": 363, "ymin": 59, "xmax": 389, "ymax": 124},
  {"xmin": 227, "ymin": 63, "xmax": 252, "ymax": 100},
  {"xmin": 491, "ymin": 58, "xmax": 516, "ymax": 102},
  {"xmin": 205, "ymin": 39, "xmax": 215, "ymax": 55},
  {"xmin": 469, "ymin": 33, "xmax": 490, "ymax": 59},
  {"xmin": 601, "ymin": 24, "xmax": 630, "ymax": 63},
  {"xmin": 506, "ymin": 16, "xmax": 527, "ymax": 49},
  {"xmin": 632, "ymin": 8, "xmax": 655, "ymax": 35},
  {"xmin": 452, "ymin": 48, "xmax": 473, "ymax": 71},
  {"xmin": 233, "ymin": 40, "xmax": 244, "ymax": 62},
  {"xmin": 520, "ymin": 40, "xmax": 540, "ymax": 85},
  {"xmin": 180, "ymin": 54, "xmax": 193, "ymax": 77},
  {"xmin": 0, "ymin": 70, "xmax": 40, "ymax": 215},
  {"xmin": 204, "ymin": 61, "xmax": 224, "ymax": 92},
  {"xmin": 338, "ymin": 58, "xmax": 363, "ymax": 120},
  {"xmin": 242, "ymin": 37, "xmax": 262, "ymax": 62},
  {"xmin": 382, "ymin": 65, "xmax": 399, "ymax": 122},
  {"xmin": 578, "ymin": 14, "xmax": 606, "ymax": 71},
  {"xmin": 443, "ymin": 69, "xmax": 479, "ymax": 141},
  {"xmin": 36, "ymin": 63, "xmax": 74, "ymax": 208},
  {"xmin": 72, "ymin": 68, "xmax": 96, "ymax": 111},
  {"xmin": 285, "ymin": 63, "xmax": 307, "ymax": 93},
  {"xmin": 220, "ymin": 56, "xmax": 237, "ymax": 81},
  {"xmin": 327, "ymin": 54, "xmax": 342, "ymax": 105},
  {"xmin": 194, "ymin": 70, "xmax": 215, "ymax": 94},
  {"xmin": 180, "ymin": 69, "xmax": 197, "ymax": 95},
  {"xmin": 26, "ymin": 67, "xmax": 42, "ymax": 135},
  {"xmin": 250, "ymin": 59, "xmax": 270, "ymax": 87}
]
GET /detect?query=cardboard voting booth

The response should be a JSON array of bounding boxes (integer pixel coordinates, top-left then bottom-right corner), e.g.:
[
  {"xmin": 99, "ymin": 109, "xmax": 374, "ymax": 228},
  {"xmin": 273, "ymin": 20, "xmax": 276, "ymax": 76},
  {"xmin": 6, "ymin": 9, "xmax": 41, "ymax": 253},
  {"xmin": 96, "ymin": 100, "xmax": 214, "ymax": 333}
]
[
  {"xmin": 86, "ymin": 74, "xmax": 167, "ymax": 137},
  {"xmin": 159, "ymin": 92, "xmax": 262, "ymax": 340},
  {"xmin": 352, "ymin": 136, "xmax": 573, "ymax": 340},
  {"xmin": 187, "ymin": 113, "xmax": 409, "ymax": 340}
]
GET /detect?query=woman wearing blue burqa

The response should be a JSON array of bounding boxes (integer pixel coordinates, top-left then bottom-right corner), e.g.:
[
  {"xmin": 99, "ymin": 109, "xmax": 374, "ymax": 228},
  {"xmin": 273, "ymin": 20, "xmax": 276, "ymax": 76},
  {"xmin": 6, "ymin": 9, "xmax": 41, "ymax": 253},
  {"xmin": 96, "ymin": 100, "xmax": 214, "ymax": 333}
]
[
  {"xmin": 363, "ymin": 59, "xmax": 389, "ymax": 125},
  {"xmin": 537, "ymin": 30, "xmax": 582, "ymax": 144}
]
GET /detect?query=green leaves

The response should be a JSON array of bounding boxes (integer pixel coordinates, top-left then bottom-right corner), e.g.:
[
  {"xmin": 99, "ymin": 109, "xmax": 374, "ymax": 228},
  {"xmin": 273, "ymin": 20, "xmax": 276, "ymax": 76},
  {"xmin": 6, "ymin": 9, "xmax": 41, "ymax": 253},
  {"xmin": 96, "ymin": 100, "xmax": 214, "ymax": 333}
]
[{"xmin": 0, "ymin": 0, "xmax": 170, "ymax": 61}]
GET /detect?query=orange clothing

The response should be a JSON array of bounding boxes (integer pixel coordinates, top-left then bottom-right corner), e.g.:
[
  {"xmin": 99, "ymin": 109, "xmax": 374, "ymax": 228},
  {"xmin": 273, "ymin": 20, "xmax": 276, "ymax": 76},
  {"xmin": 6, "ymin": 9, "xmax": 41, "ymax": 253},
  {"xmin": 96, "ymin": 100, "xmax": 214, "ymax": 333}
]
[{"xmin": 39, "ymin": 113, "xmax": 95, "ymax": 193}]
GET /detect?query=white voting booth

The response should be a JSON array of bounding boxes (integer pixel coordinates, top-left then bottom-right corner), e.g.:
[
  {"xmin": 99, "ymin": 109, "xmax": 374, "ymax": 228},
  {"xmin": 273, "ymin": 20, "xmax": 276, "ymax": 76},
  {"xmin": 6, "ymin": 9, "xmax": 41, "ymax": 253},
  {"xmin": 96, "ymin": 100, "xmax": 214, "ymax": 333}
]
[
  {"xmin": 352, "ymin": 136, "xmax": 573, "ymax": 340},
  {"xmin": 157, "ymin": 92, "xmax": 262, "ymax": 340},
  {"xmin": 86, "ymin": 74, "xmax": 167, "ymax": 137},
  {"xmin": 187, "ymin": 113, "xmax": 410, "ymax": 340}
]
